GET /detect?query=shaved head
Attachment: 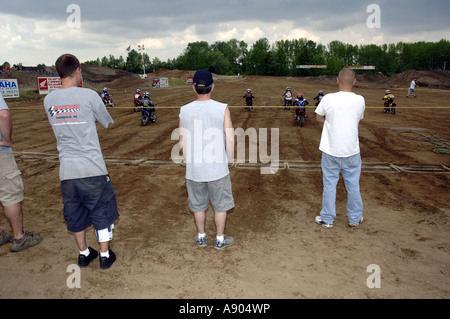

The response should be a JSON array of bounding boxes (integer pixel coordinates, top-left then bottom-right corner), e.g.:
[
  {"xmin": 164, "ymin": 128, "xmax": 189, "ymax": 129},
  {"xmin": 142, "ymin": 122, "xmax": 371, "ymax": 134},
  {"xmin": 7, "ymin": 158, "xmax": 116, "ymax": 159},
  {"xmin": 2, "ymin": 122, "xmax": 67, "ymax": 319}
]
[{"xmin": 338, "ymin": 68, "xmax": 356, "ymax": 85}]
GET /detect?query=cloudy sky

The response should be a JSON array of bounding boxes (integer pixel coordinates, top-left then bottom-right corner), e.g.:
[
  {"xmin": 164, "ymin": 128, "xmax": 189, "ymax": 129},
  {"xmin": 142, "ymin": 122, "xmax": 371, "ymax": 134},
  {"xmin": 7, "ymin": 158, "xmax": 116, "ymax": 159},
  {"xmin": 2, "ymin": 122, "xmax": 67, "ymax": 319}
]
[{"xmin": 1, "ymin": 0, "xmax": 449, "ymax": 66}]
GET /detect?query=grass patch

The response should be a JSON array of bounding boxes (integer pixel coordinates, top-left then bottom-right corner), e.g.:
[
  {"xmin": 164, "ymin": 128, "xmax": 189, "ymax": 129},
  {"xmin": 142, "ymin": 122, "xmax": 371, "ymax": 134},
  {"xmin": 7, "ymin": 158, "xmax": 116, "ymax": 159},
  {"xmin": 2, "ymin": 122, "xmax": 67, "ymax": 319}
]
[{"xmin": 17, "ymin": 90, "xmax": 46, "ymax": 101}]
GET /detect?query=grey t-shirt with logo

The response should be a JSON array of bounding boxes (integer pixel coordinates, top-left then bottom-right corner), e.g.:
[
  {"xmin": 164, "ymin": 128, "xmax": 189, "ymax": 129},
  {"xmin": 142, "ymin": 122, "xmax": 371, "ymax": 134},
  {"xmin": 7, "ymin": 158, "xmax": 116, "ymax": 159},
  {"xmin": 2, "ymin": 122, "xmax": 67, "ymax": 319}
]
[{"xmin": 44, "ymin": 86, "xmax": 114, "ymax": 181}]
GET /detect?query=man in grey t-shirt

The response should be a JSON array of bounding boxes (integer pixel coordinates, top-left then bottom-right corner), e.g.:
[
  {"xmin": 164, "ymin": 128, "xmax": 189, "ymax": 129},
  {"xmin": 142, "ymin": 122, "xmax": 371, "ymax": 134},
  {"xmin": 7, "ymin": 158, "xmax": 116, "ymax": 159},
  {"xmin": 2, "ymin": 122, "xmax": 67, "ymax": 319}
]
[{"xmin": 44, "ymin": 54, "xmax": 119, "ymax": 269}]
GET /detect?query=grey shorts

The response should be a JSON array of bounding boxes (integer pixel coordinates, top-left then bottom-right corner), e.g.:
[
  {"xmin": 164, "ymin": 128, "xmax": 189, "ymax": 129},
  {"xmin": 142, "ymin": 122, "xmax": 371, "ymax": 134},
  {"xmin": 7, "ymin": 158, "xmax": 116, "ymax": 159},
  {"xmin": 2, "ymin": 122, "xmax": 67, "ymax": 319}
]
[
  {"xmin": 186, "ymin": 174, "xmax": 235, "ymax": 213},
  {"xmin": 0, "ymin": 153, "xmax": 24, "ymax": 207}
]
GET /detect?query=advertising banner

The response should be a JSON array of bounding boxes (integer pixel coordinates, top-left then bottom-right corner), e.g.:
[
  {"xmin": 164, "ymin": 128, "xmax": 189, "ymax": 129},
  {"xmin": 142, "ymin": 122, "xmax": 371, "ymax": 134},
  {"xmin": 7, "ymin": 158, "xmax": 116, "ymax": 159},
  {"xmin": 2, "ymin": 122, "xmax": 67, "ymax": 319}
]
[
  {"xmin": 38, "ymin": 77, "xmax": 82, "ymax": 95},
  {"xmin": 0, "ymin": 79, "xmax": 20, "ymax": 98}
]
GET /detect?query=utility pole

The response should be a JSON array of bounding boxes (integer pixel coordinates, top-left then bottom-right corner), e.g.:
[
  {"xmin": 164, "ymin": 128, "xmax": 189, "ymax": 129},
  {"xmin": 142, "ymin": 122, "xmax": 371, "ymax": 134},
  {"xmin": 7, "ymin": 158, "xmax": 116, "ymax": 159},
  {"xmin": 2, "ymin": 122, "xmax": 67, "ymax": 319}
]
[{"xmin": 138, "ymin": 44, "xmax": 146, "ymax": 76}]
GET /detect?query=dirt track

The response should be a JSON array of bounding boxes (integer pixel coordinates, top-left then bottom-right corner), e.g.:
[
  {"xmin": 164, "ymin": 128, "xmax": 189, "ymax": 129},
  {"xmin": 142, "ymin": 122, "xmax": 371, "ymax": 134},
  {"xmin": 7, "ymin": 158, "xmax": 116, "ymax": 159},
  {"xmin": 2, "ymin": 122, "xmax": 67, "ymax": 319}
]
[{"xmin": 1, "ymin": 71, "xmax": 449, "ymax": 299}]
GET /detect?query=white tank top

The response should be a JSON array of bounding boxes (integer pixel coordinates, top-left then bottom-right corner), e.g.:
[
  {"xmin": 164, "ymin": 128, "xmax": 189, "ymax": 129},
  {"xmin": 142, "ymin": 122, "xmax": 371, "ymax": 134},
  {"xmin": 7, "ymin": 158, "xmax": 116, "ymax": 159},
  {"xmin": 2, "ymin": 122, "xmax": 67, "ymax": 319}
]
[{"xmin": 179, "ymin": 99, "xmax": 229, "ymax": 182}]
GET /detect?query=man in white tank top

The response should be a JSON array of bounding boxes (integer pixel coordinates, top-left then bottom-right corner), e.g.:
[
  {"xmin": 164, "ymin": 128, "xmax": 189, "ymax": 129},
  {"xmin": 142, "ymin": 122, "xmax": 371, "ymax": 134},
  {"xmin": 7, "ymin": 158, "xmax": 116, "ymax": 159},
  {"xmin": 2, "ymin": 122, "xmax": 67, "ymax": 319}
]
[{"xmin": 179, "ymin": 70, "xmax": 235, "ymax": 250}]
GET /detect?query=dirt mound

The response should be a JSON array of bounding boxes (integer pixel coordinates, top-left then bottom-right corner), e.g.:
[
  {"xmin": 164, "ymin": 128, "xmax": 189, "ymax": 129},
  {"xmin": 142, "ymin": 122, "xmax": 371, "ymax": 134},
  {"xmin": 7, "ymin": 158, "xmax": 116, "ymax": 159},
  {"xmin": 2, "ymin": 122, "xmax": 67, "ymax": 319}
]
[
  {"xmin": 150, "ymin": 69, "xmax": 195, "ymax": 79},
  {"xmin": 0, "ymin": 65, "xmax": 139, "ymax": 92},
  {"xmin": 376, "ymin": 70, "xmax": 450, "ymax": 89},
  {"xmin": 306, "ymin": 70, "xmax": 450, "ymax": 89}
]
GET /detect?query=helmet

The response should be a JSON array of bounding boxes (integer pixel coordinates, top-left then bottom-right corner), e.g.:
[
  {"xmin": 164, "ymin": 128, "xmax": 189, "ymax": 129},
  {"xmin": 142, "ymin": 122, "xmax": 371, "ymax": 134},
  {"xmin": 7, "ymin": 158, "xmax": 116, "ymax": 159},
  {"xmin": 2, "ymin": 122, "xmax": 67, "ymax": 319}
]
[
  {"xmin": 144, "ymin": 91, "xmax": 150, "ymax": 98},
  {"xmin": 286, "ymin": 87, "xmax": 291, "ymax": 90},
  {"xmin": 247, "ymin": 89, "xmax": 251, "ymax": 92},
  {"xmin": 103, "ymin": 87, "xmax": 108, "ymax": 91},
  {"xmin": 297, "ymin": 93, "xmax": 304, "ymax": 99},
  {"xmin": 385, "ymin": 90, "xmax": 391, "ymax": 94},
  {"xmin": 136, "ymin": 89, "xmax": 141, "ymax": 93},
  {"xmin": 319, "ymin": 89, "xmax": 324, "ymax": 94}
]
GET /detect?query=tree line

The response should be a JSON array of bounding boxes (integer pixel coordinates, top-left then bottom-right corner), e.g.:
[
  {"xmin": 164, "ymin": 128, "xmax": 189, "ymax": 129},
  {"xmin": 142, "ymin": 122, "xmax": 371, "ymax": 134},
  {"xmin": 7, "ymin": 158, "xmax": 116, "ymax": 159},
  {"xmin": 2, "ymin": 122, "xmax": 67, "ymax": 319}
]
[{"xmin": 84, "ymin": 38, "xmax": 450, "ymax": 77}]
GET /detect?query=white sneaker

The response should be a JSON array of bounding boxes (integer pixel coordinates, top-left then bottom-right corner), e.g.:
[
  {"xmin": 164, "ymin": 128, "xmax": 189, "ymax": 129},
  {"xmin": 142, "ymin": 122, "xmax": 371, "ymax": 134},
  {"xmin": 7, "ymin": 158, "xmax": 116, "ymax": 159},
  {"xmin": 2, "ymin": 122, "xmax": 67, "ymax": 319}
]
[
  {"xmin": 349, "ymin": 217, "xmax": 364, "ymax": 227},
  {"xmin": 315, "ymin": 216, "xmax": 333, "ymax": 229}
]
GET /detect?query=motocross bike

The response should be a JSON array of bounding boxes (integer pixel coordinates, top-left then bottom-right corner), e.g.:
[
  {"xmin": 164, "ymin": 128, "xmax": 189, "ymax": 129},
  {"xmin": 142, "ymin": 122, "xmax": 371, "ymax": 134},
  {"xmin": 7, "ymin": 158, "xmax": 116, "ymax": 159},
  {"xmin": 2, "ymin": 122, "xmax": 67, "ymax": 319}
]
[
  {"xmin": 383, "ymin": 101, "xmax": 396, "ymax": 115},
  {"xmin": 284, "ymin": 98, "xmax": 292, "ymax": 110},
  {"xmin": 296, "ymin": 108, "xmax": 306, "ymax": 127},
  {"xmin": 245, "ymin": 99, "xmax": 254, "ymax": 111},
  {"xmin": 141, "ymin": 100, "xmax": 156, "ymax": 126},
  {"xmin": 102, "ymin": 95, "xmax": 115, "ymax": 107}
]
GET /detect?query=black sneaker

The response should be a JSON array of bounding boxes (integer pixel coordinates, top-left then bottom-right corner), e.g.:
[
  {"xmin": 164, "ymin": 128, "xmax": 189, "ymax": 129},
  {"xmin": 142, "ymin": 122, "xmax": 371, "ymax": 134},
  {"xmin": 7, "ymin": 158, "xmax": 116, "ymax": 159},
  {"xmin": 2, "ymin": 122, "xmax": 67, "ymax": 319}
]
[
  {"xmin": 78, "ymin": 246, "xmax": 98, "ymax": 267},
  {"xmin": 99, "ymin": 249, "xmax": 116, "ymax": 270}
]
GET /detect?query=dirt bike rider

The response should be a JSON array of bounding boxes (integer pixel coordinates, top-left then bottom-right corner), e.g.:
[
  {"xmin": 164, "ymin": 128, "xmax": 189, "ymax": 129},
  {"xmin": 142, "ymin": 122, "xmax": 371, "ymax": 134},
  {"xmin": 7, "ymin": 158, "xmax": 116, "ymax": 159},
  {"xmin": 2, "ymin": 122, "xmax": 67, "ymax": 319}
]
[
  {"xmin": 382, "ymin": 89, "xmax": 396, "ymax": 112},
  {"xmin": 313, "ymin": 89, "xmax": 324, "ymax": 106},
  {"xmin": 134, "ymin": 89, "xmax": 143, "ymax": 111},
  {"xmin": 293, "ymin": 93, "xmax": 309, "ymax": 120},
  {"xmin": 282, "ymin": 87, "xmax": 293, "ymax": 108},
  {"xmin": 101, "ymin": 87, "xmax": 112, "ymax": 105},
  {"xmin": 134, "ymin": 89, "xmax": 143, "ymax": 106},
  {"xmin": 243, "ymin": 88, "xmax": 255, "ymax": 110},
  {"xmin": 142, "ymin": 91, "xmax": 156, "ymax": 121}
]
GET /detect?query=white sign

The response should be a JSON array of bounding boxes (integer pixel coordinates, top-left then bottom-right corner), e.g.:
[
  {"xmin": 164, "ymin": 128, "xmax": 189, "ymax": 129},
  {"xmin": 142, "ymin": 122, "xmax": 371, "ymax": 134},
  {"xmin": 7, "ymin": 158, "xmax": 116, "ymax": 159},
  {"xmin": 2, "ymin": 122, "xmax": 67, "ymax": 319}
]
[
  {"xmin": 38, "ymin": 77, "xmax": 62, "ymax": 95},
  {"xmin": 0, "ymin": 79, "xmax": 20, "ymax": 98},
  {"xmin": 296, "ymin": 65, "xmax": 328, "ymax": 69},
  {"xmin": 159, "ymin": 78, "xmax": 169, "ymax": 88},
  {"xmin": 38, "ymin": 77, "xmax": 82, "ymax": 95},
  {"xmin": 347, "ymin": 66, "xmax": 376, "ymax": 70}
]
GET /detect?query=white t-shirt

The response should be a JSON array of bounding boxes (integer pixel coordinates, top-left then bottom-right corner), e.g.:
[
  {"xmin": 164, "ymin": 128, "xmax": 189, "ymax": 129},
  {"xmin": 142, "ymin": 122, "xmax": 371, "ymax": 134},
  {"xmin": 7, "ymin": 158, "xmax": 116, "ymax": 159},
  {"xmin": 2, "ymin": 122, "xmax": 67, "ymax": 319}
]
[
  {"xmin": 410, "ymin": 80, "xmax": 416, "ymax": 90},
  {"xmin": 315, "ymin": 91, "xmax": 365, "ymax": 157}
]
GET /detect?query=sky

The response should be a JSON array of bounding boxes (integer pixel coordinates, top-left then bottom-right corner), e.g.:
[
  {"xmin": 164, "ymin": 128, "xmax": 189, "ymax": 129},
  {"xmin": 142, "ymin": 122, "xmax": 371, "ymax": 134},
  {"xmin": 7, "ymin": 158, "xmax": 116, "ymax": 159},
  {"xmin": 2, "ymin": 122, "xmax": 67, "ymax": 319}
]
[{"xmin": 1, "ymin": 0, "xmax": 449, "ymax": 66}]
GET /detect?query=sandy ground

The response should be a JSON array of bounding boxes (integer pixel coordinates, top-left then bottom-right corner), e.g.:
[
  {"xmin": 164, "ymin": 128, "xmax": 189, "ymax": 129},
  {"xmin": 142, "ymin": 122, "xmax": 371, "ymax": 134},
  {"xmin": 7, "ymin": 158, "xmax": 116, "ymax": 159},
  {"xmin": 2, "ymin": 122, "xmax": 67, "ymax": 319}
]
[{"xmin": 0, "ymin": 72, "xmax": 449, "ymax": 300}]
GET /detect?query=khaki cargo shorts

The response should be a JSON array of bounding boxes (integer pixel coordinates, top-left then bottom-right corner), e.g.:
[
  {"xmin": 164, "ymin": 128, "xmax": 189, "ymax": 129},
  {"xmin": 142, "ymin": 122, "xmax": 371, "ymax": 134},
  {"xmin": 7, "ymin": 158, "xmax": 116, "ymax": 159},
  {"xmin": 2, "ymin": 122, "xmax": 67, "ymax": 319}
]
[{"xmin": 0, "ymin": 153, "xmax": 24, "ymax": 207}]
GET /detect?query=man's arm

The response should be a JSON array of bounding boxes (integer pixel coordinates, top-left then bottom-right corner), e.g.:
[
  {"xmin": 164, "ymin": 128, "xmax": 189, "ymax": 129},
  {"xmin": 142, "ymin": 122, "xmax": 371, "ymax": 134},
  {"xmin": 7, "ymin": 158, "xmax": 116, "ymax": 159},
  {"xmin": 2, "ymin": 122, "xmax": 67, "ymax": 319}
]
[
  {"xmin": 178, "ymin": 120, "xmax": 185, "ymax": 161},
  {"xmin": 0, "ymin": 109, "xmax": 12, "ymax": 147},
  {"xmin": 316, "ymin": 114, "xmax": 325, "ymax": 123},
  {"xmin": 223, "ymin": 107, "xmax": 234, "ymax": 164}
]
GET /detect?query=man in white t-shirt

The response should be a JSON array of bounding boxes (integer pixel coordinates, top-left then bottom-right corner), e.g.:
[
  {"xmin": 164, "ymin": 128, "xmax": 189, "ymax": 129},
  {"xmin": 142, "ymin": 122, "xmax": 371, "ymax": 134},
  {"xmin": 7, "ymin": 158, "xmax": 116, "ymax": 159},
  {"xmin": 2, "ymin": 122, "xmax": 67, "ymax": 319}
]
[
  {"xmin": 407, "ymin": 78, "xmax": 419, "ymax": 98},
  {"xmin": 314, "ymin": 68, "xmax": 365, "ymax": 228}
]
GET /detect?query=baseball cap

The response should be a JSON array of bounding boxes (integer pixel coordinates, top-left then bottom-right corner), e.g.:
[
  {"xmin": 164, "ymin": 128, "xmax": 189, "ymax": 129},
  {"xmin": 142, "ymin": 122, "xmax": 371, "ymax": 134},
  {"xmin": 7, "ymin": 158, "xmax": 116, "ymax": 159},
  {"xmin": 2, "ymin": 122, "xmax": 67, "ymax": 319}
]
[{"xmin": 193, "ymin": 70, "xmax": 213, "ymax": 87}]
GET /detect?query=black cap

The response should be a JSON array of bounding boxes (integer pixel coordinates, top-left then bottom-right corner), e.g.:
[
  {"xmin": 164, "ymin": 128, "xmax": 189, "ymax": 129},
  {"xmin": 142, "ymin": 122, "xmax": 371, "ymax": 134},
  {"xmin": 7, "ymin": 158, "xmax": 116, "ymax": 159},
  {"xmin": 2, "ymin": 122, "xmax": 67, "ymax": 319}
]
[{"xmin": 193, "ymin": 70, "xmax": 213, "ymax": 87}]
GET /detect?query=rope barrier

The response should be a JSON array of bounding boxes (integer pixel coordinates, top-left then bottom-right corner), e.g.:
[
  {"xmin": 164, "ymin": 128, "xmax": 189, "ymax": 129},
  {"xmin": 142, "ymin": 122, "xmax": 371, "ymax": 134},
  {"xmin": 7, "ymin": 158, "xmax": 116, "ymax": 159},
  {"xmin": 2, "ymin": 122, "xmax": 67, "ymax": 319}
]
[
  {"xmin": 13, "ymin": 152, "xmax": 450, "ymax": 174},
  {"xmin": 8, "ymin": 105, "xmax": 450, "ymax": 110}
]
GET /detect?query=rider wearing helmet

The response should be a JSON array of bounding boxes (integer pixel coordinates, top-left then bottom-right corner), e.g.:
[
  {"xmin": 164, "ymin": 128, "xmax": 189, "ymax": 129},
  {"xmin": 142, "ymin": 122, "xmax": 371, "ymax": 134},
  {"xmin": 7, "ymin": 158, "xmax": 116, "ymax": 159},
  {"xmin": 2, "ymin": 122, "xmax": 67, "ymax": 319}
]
[
  {"xmin": 243, "ymin": 88, "xmax": 255, "ymax": 110},
  {"xmin": 142, "ymin": 91, "xmax": 156, "ymax": 122},
  {"xmin": 134, "ymin": 89, "xmax": 143, "ymax": 108},
  {"xmin": 101, "ymin": 87, "xmax": 109, "ymax": 99},
  {"xmin": 313, "ymin": 89, "xmax": 324, "ymax": 106},
  {"xmin": 282, "ymin": 87, "xmax": 293, "ymax": 108},
  {"xmin": 383, "ymin": 89, "xmax": 395, "ymax": 104},
  {"xmin": 101, "ymin": 87, "xmax": 113, "ymax": 106},
  {"xmin": 382, "ymin": 89, "xmax": 396, "ymax": 113},
  {"xmin": 293, "ymin": 93, "xmax": 309, "ymax": 120}
]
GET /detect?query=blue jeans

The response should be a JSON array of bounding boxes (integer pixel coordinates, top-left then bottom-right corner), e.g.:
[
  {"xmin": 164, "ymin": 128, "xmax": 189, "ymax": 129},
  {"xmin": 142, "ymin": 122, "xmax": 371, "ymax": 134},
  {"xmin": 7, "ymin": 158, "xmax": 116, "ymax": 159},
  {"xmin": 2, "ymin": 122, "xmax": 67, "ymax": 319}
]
[{"xmin": 320, "ymin": 152, "xmax": 363, "ymax": 225}]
